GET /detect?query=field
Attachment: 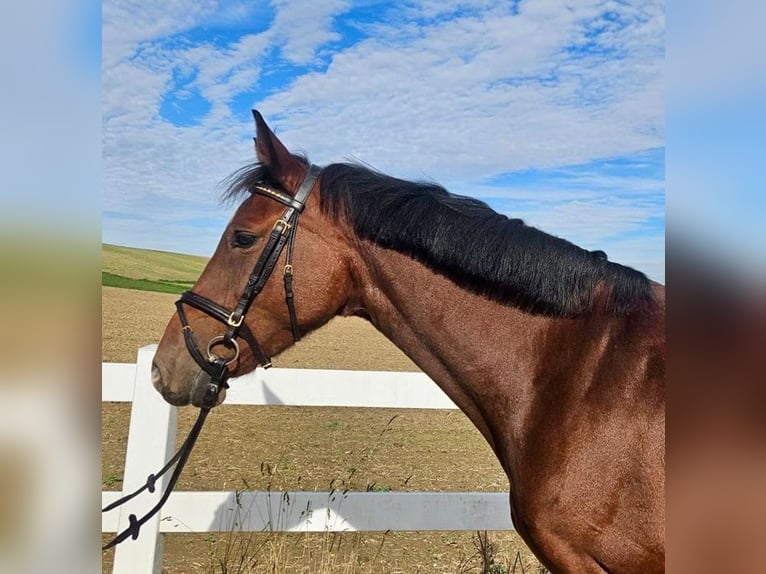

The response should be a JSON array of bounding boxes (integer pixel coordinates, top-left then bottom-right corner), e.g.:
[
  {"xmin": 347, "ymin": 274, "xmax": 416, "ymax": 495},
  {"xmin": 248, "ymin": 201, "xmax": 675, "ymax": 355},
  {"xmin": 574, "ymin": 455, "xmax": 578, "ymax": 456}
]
[
  {"xmin": 102, "ymin": 244, "xmax": 208, "ymax": 295},
  {"xmin": 102, "ymin": 245, "xmax": 541, "ymax": 573}
]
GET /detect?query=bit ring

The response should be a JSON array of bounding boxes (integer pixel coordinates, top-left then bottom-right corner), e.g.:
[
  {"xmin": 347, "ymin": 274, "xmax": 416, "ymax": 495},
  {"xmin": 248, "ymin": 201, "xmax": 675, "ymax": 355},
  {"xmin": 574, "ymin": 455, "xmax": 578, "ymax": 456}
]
[{"xmin": 206, "ymin": 336, "xmax": 240, "ymax": 365}]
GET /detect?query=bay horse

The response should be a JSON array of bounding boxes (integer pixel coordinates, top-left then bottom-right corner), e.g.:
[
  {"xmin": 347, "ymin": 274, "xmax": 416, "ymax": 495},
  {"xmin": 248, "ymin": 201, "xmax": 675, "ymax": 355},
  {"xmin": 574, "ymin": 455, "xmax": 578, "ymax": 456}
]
[{"xmin": 152, "ymin": 111, "xmax": 665, "ymax": 573}]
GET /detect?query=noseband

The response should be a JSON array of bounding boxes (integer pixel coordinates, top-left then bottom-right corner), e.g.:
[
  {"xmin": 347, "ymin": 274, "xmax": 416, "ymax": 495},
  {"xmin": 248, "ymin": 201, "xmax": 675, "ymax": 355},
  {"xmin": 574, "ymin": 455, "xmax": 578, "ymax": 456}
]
[
  {"xmin": 102, "ymin": 165, "xmax": 320, "ymax": 551},
  {"xmin": 176, "ymin": 164, "xmax": 321, "ymax": 408}
]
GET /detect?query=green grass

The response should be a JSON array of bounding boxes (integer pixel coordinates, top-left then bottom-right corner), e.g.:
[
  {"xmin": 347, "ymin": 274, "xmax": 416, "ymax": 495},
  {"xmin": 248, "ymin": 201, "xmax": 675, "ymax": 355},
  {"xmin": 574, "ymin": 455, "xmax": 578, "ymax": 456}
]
[
  {"xmin": 102, "ymin": 272, "xmax": 193, "ymax": 294},
  {"xmin": 366, "ymin": 483, "xmax": 392, "ymax": 492},
  {"xmin": 102, "ymin": 243, "xmax": 208, "ymax": 283},
  {"xmin": 102, "ymin": 473, "xmax": 123, "ymax": 488},
  {"xmin": 102, "ymin": 243, "xmax": 209, "ymax": 294}
]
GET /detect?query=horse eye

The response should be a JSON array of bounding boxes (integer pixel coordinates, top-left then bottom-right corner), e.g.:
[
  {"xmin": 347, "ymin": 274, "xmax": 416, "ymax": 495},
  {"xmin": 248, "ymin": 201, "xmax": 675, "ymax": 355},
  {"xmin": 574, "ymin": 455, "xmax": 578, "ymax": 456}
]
[{"xmin": 231, "ymin": 231, "xmax": 258, "ymax": 249}]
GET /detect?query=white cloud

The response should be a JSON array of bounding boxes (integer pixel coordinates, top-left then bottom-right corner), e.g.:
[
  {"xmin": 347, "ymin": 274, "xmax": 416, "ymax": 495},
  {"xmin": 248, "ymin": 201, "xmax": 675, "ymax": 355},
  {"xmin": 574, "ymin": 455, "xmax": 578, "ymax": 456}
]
[
  {"xmin": 102, "ymin": 0, "xmax": 219, "ymax": 66},
  {"xmin": 102, "ymin": 0, "xmax": 664, "ymax": 278},
  {"xmin": 512, "ymin": 197, "xmax": 663, "ymax": 242},
  {"xmin": 270, "ymin": 0, "xmax": 351, "ymax": 64},
  {"xmin": 257, "ymin": 0, "xmax": 663, "ymax": 181},
  {"xmin": 102, "ymin": 0, "xmax": 358, "ymax": 179}
]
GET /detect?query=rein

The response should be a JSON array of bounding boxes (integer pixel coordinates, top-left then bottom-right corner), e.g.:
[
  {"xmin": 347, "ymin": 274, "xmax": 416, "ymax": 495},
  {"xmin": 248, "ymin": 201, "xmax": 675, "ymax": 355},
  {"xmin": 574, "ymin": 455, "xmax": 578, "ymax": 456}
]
[{"xmin": 102, "ymin": 165, "xmax": 320, "ymax": 550}]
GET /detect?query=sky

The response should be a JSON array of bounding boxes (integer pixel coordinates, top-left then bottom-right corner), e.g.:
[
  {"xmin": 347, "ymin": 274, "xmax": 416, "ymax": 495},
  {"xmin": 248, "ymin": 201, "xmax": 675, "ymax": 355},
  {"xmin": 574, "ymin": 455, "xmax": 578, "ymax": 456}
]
[{"xmin": 102, "ymin": 0, "xmax": 665, "ymax": 282}]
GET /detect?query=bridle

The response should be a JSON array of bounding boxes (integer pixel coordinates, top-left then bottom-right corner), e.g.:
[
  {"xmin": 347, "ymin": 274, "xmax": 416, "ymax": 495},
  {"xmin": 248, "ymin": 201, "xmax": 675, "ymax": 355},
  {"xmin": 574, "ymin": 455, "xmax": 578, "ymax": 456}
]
[
  {"xmin": 176, "ymin": 163, "xmax": 321, "ymax": 408},
  {"xmin": 102, "ymin": 164, "xmax": 320, "ymax": 550}
]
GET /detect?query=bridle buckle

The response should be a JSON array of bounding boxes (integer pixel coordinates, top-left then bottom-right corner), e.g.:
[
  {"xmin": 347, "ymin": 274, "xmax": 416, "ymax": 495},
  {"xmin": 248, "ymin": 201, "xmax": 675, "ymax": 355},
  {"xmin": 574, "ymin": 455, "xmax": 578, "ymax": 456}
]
[
  {"xmin": 272, "ymin": 218, "xmax": 291, "ymax": 235},
  {"xmin": 227, "ymin": 312, "xmax": 244, "ymax": 328}
]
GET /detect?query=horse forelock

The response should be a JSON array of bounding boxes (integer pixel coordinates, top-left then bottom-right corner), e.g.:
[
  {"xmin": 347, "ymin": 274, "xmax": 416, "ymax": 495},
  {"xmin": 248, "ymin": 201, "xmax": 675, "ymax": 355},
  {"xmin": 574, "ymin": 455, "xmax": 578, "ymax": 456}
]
[{"xmin": 219, "ymin": 156, "xmax": 310, "ymax": 205}]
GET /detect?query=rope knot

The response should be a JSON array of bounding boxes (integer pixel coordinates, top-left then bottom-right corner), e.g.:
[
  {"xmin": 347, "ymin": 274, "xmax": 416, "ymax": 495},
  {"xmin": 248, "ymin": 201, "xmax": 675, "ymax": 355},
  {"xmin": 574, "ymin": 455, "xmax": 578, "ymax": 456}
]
[{"xmin": 128, "ymin": 513, "xmax": 141, "ymax": 540}]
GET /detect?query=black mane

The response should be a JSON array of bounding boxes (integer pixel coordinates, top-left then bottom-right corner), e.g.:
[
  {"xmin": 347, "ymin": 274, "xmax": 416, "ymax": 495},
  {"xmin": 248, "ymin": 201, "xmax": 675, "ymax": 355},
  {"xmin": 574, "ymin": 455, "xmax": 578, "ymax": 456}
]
[
  {"xmin": 224, "ymin": 161, "xmax": 655, "ymax": 317},
  {"xmin": 319, "ymin": 163, "xmax": 654, "ymax": 316}
]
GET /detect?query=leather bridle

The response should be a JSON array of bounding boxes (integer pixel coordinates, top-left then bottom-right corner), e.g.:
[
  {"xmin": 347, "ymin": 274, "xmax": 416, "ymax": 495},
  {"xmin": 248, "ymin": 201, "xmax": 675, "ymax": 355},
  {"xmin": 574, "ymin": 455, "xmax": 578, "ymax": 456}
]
[
  {"xmin": 176, "ymin": 163, "xmax": 321, "ymax": 408},
  {"xmin": 102, "ymin": 164, "xmax": 320, "ymax": 551}
]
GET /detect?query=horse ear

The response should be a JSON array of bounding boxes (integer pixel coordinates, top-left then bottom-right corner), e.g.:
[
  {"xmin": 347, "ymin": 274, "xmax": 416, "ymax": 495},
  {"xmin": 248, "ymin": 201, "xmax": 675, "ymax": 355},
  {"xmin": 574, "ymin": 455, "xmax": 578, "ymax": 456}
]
[{"xmin": 252, "ymin": 110, "xmax": 304, "ymax": 192}]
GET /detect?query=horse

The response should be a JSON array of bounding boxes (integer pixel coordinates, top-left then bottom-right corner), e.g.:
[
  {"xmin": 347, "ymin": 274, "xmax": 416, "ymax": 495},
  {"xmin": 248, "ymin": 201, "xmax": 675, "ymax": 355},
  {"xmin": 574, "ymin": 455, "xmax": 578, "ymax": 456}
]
[{"xmin": 152, "ymin": 110, "xmax": 665, "ymax": 573}]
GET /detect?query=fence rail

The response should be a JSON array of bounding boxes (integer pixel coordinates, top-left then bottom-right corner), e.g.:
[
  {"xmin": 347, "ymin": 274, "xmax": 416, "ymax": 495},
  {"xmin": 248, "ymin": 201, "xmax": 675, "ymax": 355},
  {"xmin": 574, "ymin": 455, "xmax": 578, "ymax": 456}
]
[{"xmin": 102, "ymin": 345, "xmax": 513, "ymax": 573}]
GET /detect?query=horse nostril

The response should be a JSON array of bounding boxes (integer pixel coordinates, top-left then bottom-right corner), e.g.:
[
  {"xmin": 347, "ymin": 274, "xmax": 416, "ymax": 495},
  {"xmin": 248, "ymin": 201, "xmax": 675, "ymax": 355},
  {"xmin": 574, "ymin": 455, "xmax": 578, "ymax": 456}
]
[{"xmin": 151, "ymin": 362, "xmax": 163, "ymax": 390}]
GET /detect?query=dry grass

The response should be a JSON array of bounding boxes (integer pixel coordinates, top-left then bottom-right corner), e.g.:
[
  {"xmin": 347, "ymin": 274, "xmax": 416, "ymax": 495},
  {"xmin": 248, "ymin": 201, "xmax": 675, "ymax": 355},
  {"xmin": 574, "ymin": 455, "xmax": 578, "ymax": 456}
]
[
  {"xmin": 102, "ymin": 281, "xmax": 542, "ymax": 573},
  {"xmin": 101, "ymin": 286, "xmax": 177, "ymax": 362}
]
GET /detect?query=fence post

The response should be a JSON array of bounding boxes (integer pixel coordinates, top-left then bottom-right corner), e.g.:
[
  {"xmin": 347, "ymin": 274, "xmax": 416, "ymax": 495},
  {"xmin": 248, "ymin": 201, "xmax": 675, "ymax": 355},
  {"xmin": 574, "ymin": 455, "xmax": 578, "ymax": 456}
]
[{"xmin": 112, "ymin": 344, "xmax": 178, "ymax": 574}]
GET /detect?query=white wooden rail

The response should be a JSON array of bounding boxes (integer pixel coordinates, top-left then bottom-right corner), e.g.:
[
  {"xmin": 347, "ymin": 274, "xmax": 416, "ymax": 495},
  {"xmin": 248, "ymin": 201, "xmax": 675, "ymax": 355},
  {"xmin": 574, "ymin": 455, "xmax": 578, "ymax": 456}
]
[{"xmin": 102, "ymin": 345, "xmax": 513, "ymax": 573}]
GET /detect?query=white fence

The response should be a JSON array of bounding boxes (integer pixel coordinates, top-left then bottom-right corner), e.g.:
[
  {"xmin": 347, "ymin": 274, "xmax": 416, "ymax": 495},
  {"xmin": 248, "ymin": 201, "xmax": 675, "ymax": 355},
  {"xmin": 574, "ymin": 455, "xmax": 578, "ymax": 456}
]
[{"xmin": 102, "ymin": 345, "xmax": 513, "ymax": 573}]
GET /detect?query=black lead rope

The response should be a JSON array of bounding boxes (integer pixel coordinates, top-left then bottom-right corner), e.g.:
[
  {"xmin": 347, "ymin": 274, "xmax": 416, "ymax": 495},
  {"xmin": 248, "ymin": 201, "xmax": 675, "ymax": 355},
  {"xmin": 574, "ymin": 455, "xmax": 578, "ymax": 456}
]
[
  {"xmin": 102, "ymin": 365, "xmax": 225, "ymax": 551},
  {"xmin": 102, "ymin": 407, "xmax": 210, "ymax": 550}
]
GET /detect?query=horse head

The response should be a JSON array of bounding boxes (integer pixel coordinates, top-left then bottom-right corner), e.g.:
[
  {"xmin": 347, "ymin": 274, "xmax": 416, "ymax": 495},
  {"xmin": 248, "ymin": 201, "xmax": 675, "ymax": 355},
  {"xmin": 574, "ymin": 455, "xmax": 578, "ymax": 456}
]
[{"xmin": 152, "ymin": 111, "xmax": 356, "ymax": 407}]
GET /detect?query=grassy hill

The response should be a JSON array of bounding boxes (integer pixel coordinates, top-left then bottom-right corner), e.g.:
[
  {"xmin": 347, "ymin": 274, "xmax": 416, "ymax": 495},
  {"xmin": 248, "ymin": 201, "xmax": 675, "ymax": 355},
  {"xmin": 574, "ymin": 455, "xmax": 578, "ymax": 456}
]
[{"xmin": 102, "ymin": 244, "xmax": 208, "ymax": 294}]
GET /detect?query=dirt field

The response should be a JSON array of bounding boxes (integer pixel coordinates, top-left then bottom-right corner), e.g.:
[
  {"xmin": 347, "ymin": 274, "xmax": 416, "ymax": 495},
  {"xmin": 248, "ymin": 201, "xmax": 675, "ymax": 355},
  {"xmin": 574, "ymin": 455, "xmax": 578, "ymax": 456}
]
[{"xmin": 102, "ymin": 286, "xmax": 540, "ymax": 573}]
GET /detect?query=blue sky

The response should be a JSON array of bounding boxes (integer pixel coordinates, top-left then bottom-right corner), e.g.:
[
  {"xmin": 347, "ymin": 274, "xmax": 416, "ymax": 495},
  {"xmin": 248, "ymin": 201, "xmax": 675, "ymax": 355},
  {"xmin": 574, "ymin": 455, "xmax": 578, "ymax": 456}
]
[{"xmin": 102, "ymin": 0, "xmax": 664, "ymax": 281}]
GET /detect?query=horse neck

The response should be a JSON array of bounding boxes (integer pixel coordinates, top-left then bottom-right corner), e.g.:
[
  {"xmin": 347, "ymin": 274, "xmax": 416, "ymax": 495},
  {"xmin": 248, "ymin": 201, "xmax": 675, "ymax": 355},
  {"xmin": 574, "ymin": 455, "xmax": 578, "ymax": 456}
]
[{"xmin": 349, "ymin": 243, "xmax": 580, "ymax": 461}]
